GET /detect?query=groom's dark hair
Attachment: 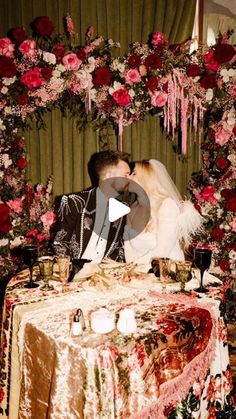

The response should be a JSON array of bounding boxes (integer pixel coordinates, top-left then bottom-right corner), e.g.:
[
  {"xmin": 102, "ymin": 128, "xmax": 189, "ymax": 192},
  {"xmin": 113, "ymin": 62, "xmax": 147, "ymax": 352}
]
[{"xmin": 88, "ymin": 150, "xmax": 130, "ymax": 185}]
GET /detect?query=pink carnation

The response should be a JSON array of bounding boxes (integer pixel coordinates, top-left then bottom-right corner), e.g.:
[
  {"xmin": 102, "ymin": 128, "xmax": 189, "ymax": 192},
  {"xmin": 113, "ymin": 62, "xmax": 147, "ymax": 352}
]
[
  {"xmin": 112, "ymin": 88, "xmax": 131, "ymax": 107},
  {"xmin": 7, "ymin": 198, "xmax": 23, "ymax": 214},
  {"xmin": 62, "ymin": 53, "xmax": 82, "ymax": 71},
  {"xmin": 125, "ymin": 69, "xmax": 141, "ymax": 85},
  {"xmin": 215, "ymin": 128, "xmax": 231, "ymax": 146},
  {"xmin": 19, "ymin": 39, "xmax": 36, "ymax": 57},
  {"xmin": 40, "ymin": 211, "xmax": 56, "ymax": 228},
  {"xmin": 229, "ymin": 218, "xmax": 236, "ymax": 232},
  {"xmin": 0, "ymin": 38, "xmax": 15, "ymax": 57},
  {"xmin": 200, "ymin": 186, "xmax": 217, "ymax": 203},
  {"xmin": 150, "ymin": 91, "xmax": 167, "ymax": 107},
  {"xmin": 152, "ymin": 32, "xmax": 165, "ymax": 46}
]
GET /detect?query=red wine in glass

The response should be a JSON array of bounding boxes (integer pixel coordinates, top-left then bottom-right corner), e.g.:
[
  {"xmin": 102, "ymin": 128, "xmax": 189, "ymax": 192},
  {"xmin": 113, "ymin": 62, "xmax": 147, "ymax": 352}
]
[
  {"xmin": 22, "ymin": 245, "xmax": 39, "ymax": 288},
  {"xmin": 194, "ymin": 248, "xmax": 212, "ymax": 293}
]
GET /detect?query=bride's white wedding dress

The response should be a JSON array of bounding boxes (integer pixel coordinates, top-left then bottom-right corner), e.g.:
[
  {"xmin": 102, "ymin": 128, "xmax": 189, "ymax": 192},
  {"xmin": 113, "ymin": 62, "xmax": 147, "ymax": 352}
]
[{"xmin": 124, "ymin": 197, "xmax": 199, "ymax": 264}]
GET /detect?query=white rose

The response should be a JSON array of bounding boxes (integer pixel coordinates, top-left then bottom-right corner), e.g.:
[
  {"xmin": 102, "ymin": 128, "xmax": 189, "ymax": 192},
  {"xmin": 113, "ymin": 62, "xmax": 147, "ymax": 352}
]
[
  {"xmin": 228, "ymin": 69, "xmax": 235, "ymax": 77},
  {"xmin": 4, "ymin": 107, "xmax": 12, "ymax": 115},
  {"xmin": 223, "ymin": 75, "xmax": 230, "ymax": 83},
  {"xmin": 1, "ymin": 86, "xmax": 8, "ymax": 94},
  {"xmin": 43, "ymin": 51, "xmax": 56, "ymax": 65},
  {"xmin": 220, "ymin": 69, "xmax": 228, "ymax": 76},
  {"xmin": 206, "ymin": 89, "xmax": 213, "ymax": 102},
  {"xmin": 10, "ymin": 236, "xmax": 25, "ymax": 248},
  {"xmin": 0, "ymin": 238, "xmax": 9, "ymax": 247},
  {"xmin": 3, "ymin": 76, "xmax": 16, "ymax": 85}
]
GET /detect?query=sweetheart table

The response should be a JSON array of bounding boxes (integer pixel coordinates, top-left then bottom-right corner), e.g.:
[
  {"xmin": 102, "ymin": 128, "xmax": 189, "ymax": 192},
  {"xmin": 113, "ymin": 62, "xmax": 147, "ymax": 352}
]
[{"xmin": 0, "ymin": 268, "xmax": 235, "ymax": 419}]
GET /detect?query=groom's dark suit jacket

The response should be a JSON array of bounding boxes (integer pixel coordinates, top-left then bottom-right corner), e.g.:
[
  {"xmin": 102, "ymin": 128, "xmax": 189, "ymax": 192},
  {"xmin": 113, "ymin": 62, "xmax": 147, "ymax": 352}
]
[{"xmin": 53, "ymin": 187, "xmax": 133, "ymax": 262}]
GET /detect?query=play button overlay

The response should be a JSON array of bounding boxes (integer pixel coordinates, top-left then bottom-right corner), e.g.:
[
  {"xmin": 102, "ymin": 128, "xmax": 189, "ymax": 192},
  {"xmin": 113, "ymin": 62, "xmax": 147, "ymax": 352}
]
[
  {"xmin": 94, "ymin": 177, "xmax": 150, "ymax": 240},
  {"xmin": 109, "ymin": 198, "xmax": 130, "ymax": 222}
]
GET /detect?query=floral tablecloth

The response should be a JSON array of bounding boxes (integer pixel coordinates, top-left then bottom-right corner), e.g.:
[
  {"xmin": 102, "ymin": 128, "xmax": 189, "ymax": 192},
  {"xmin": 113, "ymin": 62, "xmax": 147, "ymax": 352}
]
[{"xmin": 0, "ymin": 270, "xmax": 236, "ymax": 419}]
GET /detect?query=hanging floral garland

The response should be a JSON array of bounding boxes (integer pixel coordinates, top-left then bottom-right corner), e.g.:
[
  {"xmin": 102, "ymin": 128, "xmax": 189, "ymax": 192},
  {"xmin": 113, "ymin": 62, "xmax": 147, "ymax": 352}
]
[{"xmin": 0, "ymin": 15, "xmax": 235, "ymax": 279}]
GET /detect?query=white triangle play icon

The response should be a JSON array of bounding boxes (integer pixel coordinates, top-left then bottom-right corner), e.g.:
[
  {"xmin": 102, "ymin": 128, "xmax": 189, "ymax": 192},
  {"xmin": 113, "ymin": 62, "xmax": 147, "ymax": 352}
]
[{"xmin": 108, "ymin": 197, "xmax": 130, "ymax": 222}]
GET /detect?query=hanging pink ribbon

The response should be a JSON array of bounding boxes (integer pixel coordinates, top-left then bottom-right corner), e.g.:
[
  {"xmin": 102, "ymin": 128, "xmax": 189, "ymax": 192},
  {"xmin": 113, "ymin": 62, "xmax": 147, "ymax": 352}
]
[{"xmin": 118, "ymin": 114, "xmax": 123, "ymax": 151}]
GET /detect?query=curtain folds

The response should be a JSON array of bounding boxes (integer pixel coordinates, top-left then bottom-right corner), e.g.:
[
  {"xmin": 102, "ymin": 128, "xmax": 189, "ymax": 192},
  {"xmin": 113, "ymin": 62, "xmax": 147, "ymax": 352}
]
[{"xmin": 0, "ymin": 0, "xmax": 197, "ymax": 197}]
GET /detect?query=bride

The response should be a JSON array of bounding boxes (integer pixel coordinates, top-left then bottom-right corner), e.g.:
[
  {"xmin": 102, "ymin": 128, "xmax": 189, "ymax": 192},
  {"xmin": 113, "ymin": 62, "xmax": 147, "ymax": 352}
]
[{"xmin": 124, "ymin": 159, "xmax": 203, "ymax": 264}]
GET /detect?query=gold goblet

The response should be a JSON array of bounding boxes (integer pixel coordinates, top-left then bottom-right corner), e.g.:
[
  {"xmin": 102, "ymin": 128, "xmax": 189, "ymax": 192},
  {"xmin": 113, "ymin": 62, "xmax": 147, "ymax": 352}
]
[
  {"xmin": 38, "ymin": 256, "xmax": 55, "ymax": 291},
  {"xmin": 57, "ymin": 255, "xmax": 71, "ymax": 290},
  {"xmin": 176, "ymin": 261, "xmax": 192, "ymax": 293}
]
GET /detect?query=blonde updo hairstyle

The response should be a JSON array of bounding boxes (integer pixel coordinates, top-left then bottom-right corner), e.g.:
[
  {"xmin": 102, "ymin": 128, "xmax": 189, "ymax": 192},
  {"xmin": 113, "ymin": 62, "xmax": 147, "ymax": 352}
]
[{"xmin": 134, "ymin": 160, "xmax": 172, "ymax": 231}]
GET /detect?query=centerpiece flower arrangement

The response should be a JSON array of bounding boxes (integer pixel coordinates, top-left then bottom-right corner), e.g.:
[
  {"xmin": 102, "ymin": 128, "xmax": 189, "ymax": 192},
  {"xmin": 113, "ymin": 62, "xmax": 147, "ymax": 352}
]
[{"xmin": 0, "ymin": 15, "xmax": 235, "ymax": 278}]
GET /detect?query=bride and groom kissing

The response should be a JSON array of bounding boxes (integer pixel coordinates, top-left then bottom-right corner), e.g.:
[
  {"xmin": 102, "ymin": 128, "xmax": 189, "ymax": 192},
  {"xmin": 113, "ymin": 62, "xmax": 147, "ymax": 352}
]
[{"xmin": 53, "ymin": 150, "xmax": 202, "ymax": 267}]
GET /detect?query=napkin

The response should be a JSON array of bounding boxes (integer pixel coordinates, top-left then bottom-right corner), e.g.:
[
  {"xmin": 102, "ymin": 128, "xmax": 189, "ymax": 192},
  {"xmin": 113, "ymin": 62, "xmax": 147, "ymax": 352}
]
[{"xmin": 73, "ymin": 262, "xmax": 101, "ymax": 280}]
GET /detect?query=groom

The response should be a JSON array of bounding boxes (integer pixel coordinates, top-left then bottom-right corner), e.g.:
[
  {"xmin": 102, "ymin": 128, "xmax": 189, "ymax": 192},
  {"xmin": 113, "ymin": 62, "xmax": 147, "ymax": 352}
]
[{"xmin": 53, "ymin": 150, "xmax": 131, "ymax": 262}]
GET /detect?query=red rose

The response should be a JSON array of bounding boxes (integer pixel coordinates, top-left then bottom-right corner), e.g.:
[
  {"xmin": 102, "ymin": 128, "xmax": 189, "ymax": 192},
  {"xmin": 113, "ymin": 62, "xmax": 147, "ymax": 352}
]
[
  {"xmin": 17, "ymin": 157, "xmax": 27, "ymax": 169},
  {"xmin": 186, "ymin": 64, "xmax": 201, "ymax": 77},
  {"xmin": 102, "ymin": 98, "xmax": 114, "ymax": 111},
  {"xmin": 144, "ymin": 53, "xmax": 163, "ymax": 70},
  {"xmin": 226, "ymin": 197, "xmax": 236, "ymax": 212},
  {"xmin": 76, "ymin": 48, "xmax": 86, "ymax": 61},
  {"xmin": 41, "ymin": 66, "xmax": 53, "ymax": 80},
  {"xmin": 146, "ymin": 76, "xmax": 159, "ymax": 91},
  {"xmin": 26, "ymin": 228, "xmax": 38, "ymax": 237},
  {"xmin": 200, "ymin": 74, "xmax": 217, "ymax": 89},
  {"xmin": 0, "ymin": 203, "xmax": 10, "ymax": 222},
  {"xmin": 9, "ymin": 27, "xmax": 26, "ymax": 44},
  {"xmin": 208, "ymin": 130, "xmax": 215, "ymax": 140},
  {"xmin": 221, "ymin": 189, "xmax": 236, "ymax": 200},
  {"xmin": 112, "ymin": 88, "xmax": 131, "ymax": 107},
  {"xmin": 219, "ymin": 259, "xmax": 230, "ymax": 272},
  {"xmin": 16, "ymin": 94, "xmax": 28, "ymax": 106},
  {"xmin": 0, "ymin": 203, "xmax": 12, "ymax": 233},
  {"xmin": 213, "ymin": 44, "xmax": 235, "ymax": 64},
  {"xmin": 211, "ymin": 227, "xmax": 225, "ymax": 241},
  {"xmin": 0, "ymin": 56, "xmax": 16, "ymax": 78},
  {"xmin": 33, "ymin": 16, "xmax": 54, "ymax": 37},
  {"xmin": 93, "ymin": 67, "xmax": 112, "ymax": 86},
  {"xmin": 215, "ymin": 156, "xmax": 230, "ymax": 170},
  {"xmin": 53, "ymin": 44, "xmax": 65, "ymax": 62},
  {"xmin": 128, "ymin": 54, "xmax": 141, "ymax": 69},
  {"xmin": 233, "ymin": 126, "xmax": 236, "ymax": 136},
  {"xmin": 20, "ymin": 68, "xmax": 43, "ymax": 89}
]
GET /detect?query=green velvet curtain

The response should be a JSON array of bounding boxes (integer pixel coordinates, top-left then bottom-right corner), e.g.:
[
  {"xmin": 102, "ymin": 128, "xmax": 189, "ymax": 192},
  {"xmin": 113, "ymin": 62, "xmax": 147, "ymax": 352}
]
[{"xmin": 0, "ymin": 0, "xmax": 197, "ymax": 197}]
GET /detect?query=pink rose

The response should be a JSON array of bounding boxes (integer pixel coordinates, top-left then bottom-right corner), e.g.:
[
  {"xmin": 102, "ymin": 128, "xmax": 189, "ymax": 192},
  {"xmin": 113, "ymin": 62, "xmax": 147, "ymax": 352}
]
[
  {"xmin": 215, "ymin": 128, "xmax": 231, "ymax": 146},
  {"xmin": 0, "ymin": 38, "xmax": 15, "ymax": 57},
  {"xmin": 19, "ymin": 39, "xmax": 36, "ymax": 57},
  {"xmin": 112, "ymin": 88, "xmax": 131, "ymax": 107},
  {"xmin": 20, "ymin": 68, "xmax": 43, "ymax": 89},
  {"xmin": 229, "ymin": 218, "xmax": 236, "ymax": 232},
  {"xmin": 40, "ymin": 211, "xmax": 56, "ymax": 228},
  {"xmin": 150, "ymin": 91, "xmax": 167, "ymax": 107},
  {"xmin": 151, "ymin": 32, "xmax": 165, "ymax": 46},
  {"xmin": 62, "ymin": 53, "xmax": 82, "ymax": 71},
  {"xmin": 7, "ymin": 198, "xmax": 23, "ymax": 214},
  {"xmin": 125, "ymin": 69, "xmax": 141, "ymax": 85}
]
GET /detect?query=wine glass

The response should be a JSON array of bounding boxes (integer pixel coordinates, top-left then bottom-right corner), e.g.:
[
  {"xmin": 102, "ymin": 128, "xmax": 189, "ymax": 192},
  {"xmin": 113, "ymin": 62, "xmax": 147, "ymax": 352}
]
[
  {"xmin": 194, "ymin": 248, "xmax": 212, "ymax": 293},
  {"xmin": 22, "ymin": 244, "xmax": 39, "ymax": 288}
]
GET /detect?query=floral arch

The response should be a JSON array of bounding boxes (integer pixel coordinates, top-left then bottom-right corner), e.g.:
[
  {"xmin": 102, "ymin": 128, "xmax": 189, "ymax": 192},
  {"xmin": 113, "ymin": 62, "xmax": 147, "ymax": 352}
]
[{"xmin": 0, "ymin": 15, "xmax": 235, "ymax": 279}]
